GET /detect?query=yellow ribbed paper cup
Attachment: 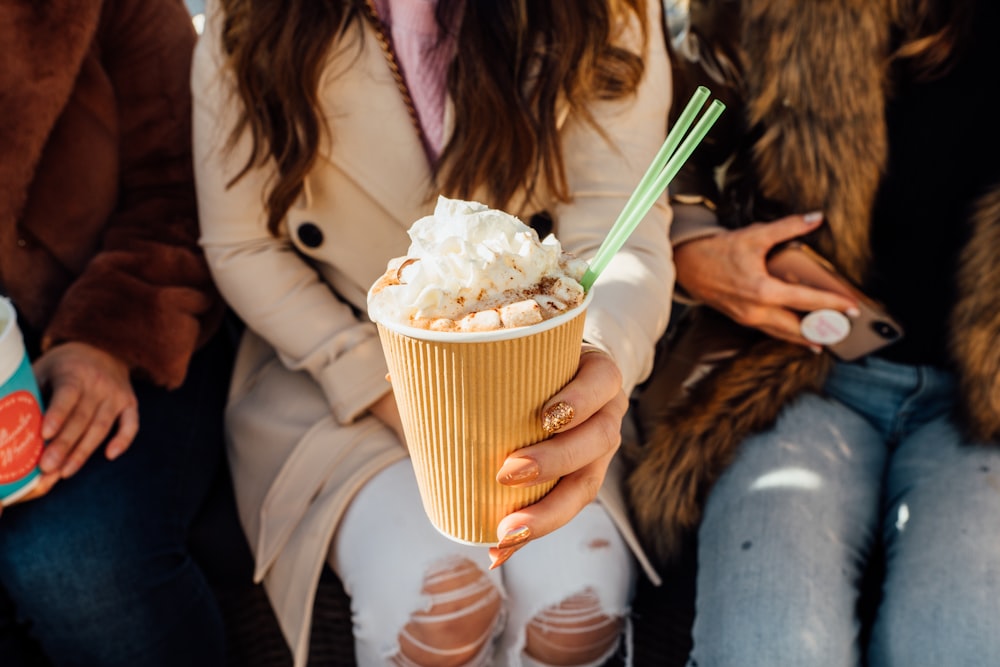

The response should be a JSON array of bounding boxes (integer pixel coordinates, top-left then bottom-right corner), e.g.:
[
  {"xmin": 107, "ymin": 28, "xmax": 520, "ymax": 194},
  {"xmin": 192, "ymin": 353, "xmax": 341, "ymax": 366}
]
[{"xmin": 375, "ymin": 292, "xmax": 591, "ymax": 545}]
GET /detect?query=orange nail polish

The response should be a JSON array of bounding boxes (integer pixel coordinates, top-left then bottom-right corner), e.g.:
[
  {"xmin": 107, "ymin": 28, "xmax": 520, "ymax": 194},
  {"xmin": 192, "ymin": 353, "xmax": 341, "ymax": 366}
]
[
  {"xmin": 497, "ymin": 525, "xmax": 531, "ymax": 550},
  {"xmin": 496, "ymin": 457, "xmax": 540, "ymax": 486}
]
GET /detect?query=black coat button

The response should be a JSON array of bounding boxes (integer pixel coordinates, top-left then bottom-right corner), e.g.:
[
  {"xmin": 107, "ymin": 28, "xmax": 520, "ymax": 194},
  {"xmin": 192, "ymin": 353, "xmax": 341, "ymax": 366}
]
[{"xmin": 297, "ymin": 222, "xmax": 324, "ymax": 248}]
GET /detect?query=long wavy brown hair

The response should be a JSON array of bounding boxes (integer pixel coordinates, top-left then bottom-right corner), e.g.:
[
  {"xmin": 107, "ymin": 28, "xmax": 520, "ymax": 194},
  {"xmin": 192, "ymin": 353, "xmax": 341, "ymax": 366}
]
[{"xmin": 219, "ymin": 0, "xmax": 649, "ymax": 235}]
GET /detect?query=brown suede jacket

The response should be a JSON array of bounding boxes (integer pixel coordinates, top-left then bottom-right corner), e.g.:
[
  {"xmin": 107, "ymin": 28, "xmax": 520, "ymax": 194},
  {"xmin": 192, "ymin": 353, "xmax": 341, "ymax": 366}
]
[{"xmin": 0, "ymin": 0, "xmax": 221, "ymax": 388}]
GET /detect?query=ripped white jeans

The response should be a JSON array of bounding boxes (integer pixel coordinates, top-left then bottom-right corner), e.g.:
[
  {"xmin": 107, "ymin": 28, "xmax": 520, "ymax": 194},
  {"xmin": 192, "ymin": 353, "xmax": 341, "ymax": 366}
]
[{"xmin": 330, "ymin": 458, "xmax": 637, "ymax": 667}]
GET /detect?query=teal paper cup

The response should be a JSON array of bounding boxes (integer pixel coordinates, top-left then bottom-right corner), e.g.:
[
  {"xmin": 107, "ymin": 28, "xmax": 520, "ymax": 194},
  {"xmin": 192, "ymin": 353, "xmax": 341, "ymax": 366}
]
[{"xmin": 0, "ymin": 297, "xmax": 45, "ymax": 504}]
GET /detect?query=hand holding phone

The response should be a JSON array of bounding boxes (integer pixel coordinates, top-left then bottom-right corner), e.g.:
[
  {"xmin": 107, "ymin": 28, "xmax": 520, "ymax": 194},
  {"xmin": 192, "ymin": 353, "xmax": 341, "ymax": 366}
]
[{"xmin": 766, "ymin": 242, "xmax": 904, "ymax": 361}]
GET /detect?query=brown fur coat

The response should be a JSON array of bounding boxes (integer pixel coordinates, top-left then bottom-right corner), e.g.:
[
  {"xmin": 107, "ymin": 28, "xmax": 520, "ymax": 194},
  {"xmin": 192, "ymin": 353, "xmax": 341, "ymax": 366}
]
[
  {"xmin": 628, "ymin": 0, "xmax": 1000, "ymax": 564},
  {"xmin": 0, "ymin": 0, "xmax": 220, "ymax": 387}
]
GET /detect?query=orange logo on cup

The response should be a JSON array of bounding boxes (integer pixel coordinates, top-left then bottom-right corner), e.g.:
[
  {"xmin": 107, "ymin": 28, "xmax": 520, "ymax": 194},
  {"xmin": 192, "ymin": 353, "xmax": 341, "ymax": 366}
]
[{"xmin": 0, "ymin": 390, "xmax": 44, "ymax": 484}]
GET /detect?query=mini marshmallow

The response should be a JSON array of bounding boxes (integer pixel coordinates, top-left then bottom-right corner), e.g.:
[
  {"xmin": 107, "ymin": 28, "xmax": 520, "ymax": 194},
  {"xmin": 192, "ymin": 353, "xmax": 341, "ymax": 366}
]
[
  {"xmin": 498, "ymin": 300, "xmax": 544, "ymax": 328},
  {"xmin": 533, "ymin": 295, "xmax": 569, "ymax": 319},
  {"xmin": 458, "ymin": 309, "xmax": 502, "ymax": 332}
]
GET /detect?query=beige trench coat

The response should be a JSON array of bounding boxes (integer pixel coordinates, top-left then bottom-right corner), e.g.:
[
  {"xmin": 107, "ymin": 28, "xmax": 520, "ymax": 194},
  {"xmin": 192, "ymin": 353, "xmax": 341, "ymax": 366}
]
[{"xmin": 192, "ymin": 1, "xmax": 674, "ymax": 663}]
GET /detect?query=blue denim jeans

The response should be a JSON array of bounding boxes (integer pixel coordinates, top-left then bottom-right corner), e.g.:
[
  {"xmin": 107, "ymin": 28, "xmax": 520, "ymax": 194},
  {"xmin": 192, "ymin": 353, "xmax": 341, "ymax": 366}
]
[
  {"xmin": 0, "ymin": 334, "xmax": 230, "ymax": 667},
  {"xmin": 688, "ymin": 355, "xmax": 1000, "ymax": 667}
]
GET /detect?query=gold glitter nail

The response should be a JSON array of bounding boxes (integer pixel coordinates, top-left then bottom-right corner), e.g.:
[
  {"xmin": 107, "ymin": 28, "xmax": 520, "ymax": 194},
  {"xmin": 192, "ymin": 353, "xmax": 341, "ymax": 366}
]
[{"xmin": 542, "ymin": 400, "xmax": 574, "ymax": 433}]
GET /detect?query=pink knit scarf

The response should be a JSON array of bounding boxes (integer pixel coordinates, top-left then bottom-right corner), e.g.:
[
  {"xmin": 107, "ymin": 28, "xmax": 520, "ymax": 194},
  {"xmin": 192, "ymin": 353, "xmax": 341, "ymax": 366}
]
[{"xmin": 372, "ymin": 0, "xmax": 459, "ymax": 165}]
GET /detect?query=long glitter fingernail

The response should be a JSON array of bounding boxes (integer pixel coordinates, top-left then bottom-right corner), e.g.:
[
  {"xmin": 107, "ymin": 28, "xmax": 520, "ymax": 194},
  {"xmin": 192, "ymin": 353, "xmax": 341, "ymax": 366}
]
[{"xmin": 542, "ymin": 401, "xmax": 574, "ymax": 433}]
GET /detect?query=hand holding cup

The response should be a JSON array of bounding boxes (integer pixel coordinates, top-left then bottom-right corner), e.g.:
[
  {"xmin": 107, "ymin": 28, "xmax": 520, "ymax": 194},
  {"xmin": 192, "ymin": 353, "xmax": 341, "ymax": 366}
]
[{"xmin": 489, "ymin": 345, "xmax": 625, "ymax": 568}]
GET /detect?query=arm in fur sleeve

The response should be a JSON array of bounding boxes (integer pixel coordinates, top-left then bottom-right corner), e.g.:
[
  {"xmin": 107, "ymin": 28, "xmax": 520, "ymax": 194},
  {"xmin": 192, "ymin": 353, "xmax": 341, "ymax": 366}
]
[{"xmin": 42, "ymin": 0, "xmax": 223, "ymax": 389}]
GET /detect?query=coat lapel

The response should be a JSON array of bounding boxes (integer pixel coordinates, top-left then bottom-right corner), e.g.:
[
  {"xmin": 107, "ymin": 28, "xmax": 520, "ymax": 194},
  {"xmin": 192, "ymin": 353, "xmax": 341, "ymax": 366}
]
[{"xmin": 313, "ymin": 22, "xmax": 437, "ymax": 230}]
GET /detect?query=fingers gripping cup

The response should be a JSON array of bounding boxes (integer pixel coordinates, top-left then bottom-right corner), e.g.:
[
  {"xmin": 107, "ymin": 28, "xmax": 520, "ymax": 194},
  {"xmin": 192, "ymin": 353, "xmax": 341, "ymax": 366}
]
[
  {"xmin": 0, "ymin": 297, "xmax": 45, "ymax": 505},
  {"xmin": 369, "ymin": 197, "xmax": 591, "ymax": 544}
]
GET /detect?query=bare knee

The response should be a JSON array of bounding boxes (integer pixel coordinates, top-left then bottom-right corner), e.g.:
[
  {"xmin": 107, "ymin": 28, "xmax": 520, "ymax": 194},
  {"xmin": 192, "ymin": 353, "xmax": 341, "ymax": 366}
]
[
  {"xmin": 524, "ymin": 588, "xmax": 623, "ymax": 666},
  {"xmin": 395, "ymin": 556, "xmax": 502, "ymax": 667}
]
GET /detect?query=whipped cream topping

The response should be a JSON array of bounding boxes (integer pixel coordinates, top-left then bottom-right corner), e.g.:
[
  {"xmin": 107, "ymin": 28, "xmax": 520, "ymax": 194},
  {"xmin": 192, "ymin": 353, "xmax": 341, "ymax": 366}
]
[{"xmin": 368, "ymin": 197, "xmax": 587, "ymax": 331}]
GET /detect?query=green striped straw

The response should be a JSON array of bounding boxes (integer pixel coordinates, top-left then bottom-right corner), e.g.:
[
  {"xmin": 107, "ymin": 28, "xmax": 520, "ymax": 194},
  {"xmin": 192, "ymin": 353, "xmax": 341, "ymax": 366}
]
[{"xmin": 580, "ymin": 87, "xmax": 725, "ymax": 290}]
